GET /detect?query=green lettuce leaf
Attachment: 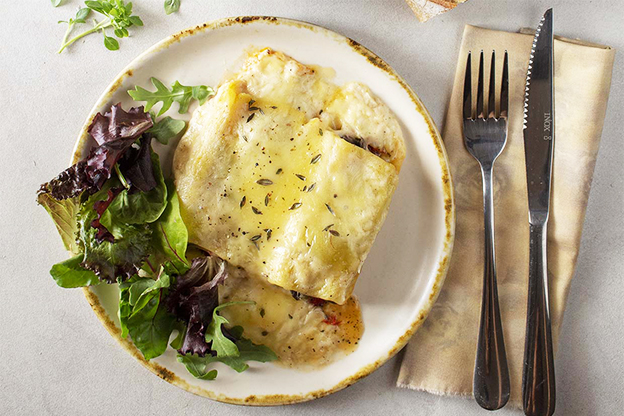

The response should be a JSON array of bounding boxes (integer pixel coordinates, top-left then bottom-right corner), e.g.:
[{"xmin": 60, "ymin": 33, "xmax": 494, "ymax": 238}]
[
  {"xmin": 127, "ymin": 295, "xmax": 176, "ymax": 360},
  {"xmin": 78, "ymin": 188, "xmax": 152, "ymax": 283},
  {"xmin": 101, "ymin": 151, "xmax": 167, "ymax": 227},
  {"xmin": 119, "ymin": 272, "xmax": 176, "ymax": 360},
  {"xmin": 50, "ymin": 254, "xmax": 100, "ymax": 288},
  {"xmin": 151, "ymin": 181, "xmax": 189, "ymax": 273},
  {"xmin": 37, "ymin": 193, "xmax": 80, "ymax": 253}
]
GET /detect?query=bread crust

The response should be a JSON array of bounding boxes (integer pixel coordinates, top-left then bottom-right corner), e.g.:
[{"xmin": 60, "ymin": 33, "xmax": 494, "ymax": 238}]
[{"xmin": 405, "ymin": 0, "xmax": 464, "ymax": 22}]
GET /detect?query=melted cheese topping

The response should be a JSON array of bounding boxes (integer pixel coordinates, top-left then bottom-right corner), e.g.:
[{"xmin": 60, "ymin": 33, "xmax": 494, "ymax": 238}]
[
  {"xmin": 219, "ymin": 268, "xmax": 363, "ymax": 368},
  {"xmin": 174, "ymin": 49, "xmax": 404, "ymax": 304}
]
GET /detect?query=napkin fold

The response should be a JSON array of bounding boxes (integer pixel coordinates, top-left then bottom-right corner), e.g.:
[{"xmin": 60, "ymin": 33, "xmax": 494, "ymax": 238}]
[{"xmin": 397, "ymin": 25, "xmax": 615, "ymax": 403}]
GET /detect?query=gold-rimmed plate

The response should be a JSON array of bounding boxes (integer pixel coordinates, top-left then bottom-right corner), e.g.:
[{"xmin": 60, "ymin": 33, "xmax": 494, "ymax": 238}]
[{"xmin": 73, "ymin": 16, "xmax": 455, "ymax": 405}]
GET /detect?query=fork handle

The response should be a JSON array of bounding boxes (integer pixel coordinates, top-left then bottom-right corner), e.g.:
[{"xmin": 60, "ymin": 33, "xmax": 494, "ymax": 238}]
[
  {"xmin": 473, "ymin": 166, "xmax": 510, "ymax": 410},
  {"xmin": 522, "ymin": 223, "xmax": 556, "ymax": 416}
]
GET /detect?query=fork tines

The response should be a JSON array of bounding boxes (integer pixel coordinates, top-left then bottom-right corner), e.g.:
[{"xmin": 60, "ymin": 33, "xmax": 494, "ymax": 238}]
[{"xmin": 463, "ymin": 50, "xmax": 509, "ymax": 121}]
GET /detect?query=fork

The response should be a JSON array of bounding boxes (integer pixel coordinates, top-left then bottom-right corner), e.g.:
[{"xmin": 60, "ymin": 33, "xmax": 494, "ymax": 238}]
[{"xmin": 463, "ymin": 50, "xmax": 511, "ymax": 411}]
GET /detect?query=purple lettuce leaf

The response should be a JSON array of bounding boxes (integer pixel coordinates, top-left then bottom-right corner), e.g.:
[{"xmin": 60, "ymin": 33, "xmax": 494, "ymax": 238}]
[
  {"xmin": 38, "ymin": 104, "xmax": 152, "ymax": 201},
  {"xmin": 88, "ymin": 104, "xmax": 154, "ymax": 146},
  {"xmin": 165, "ymin": 256, "xmax": 228, "ymax": 357},
  {"xmin": 118, "ymin": 135, "xmax": 157, "ymax": 192}
]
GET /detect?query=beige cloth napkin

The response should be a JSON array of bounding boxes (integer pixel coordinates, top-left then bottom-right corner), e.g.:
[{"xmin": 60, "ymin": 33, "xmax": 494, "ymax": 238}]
[{"xmin": 397, "ymin": 25, "xmax": 615, "ymax": 403}]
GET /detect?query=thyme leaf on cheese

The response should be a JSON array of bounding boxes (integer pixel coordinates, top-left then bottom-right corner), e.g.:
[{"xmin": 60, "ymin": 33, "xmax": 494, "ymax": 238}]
[{"xmin": 128, "ymin": 77, "xmax": 214, "ymax": 116}]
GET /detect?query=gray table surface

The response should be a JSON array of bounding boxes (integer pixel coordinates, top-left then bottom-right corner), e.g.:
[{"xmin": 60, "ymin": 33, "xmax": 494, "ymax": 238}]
[{"xmin": 1, "ymin": 0, "xmax": 622, "ymax": 415}]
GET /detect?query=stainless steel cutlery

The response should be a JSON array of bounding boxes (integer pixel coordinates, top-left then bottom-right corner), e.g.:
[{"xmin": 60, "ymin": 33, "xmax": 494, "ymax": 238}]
[{"xmin": 463, "ymin": 49, "xmax": 511, "ymax": 411}]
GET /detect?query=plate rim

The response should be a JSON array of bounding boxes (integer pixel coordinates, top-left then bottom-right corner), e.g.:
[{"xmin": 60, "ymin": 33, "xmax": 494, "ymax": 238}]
[{"xmin": 71, "ymin": 16, "xmax": 456, "ymax": 406}]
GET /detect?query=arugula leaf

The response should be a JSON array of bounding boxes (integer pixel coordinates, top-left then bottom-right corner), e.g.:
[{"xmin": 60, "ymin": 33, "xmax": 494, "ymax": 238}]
[
  {"xmin": 101, "ymin": 151, "xmax": 167, "ymax": 226},
  {"xmin": 78, "ymin": 188, "xmax": 152, "ymax": 283},
  {"xmin": 177, "ymin": 334, "xmax": 277, "ymax": 380},
  {"xmin": 50, "ymin": 255, "xmax": 100, "ymax": 288},
  {"xmin": 148, "ymin": 115, "xmax": 186, "ymax": 145},
  {"xmin": 164, "ymin": 0, "xmax": 181, "ymax": 15},
  {"xmin": 205, "ymin": 302, "xmax": 254, "ymax": 358},
  {"xmin": 58, "ymin": 0, "xmax": 143, "ymax": 54},
  {"xmin": 128, "ymin": 78, "xmax": 214, "ymax": 116},
  {"xmin": 177, "ymin": 354, "xmax": 218, "ymax": 380},
  {"xmin": 52, "ymin": 0, "xmax": 64, "ymax": 7},
  {"xmin": 37, "ymin": 192, "xmax": 80, "ymax": 253},
  {"xmin": 237, "ymin": 337, "xmax": 278, "ymax": 362},
  {"xmin": 151, "ymin": 181, "xmax": 189, "ymax": 271}
]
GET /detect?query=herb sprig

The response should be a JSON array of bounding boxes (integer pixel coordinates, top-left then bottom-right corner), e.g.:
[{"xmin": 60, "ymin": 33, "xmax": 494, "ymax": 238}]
[
  {"xmin": 57, "ymin": 0, "xmax": 144, "ymax": 54},
  {"xmin": 128, "ymin": 77, "xmax": 214, "ymax": 116}
]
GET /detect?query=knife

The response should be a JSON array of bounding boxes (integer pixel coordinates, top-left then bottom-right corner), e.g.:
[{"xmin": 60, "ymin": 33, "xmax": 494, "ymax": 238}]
[{"xmin": 522, "ymin": 8, "xmax": 556, "ymax": 416}]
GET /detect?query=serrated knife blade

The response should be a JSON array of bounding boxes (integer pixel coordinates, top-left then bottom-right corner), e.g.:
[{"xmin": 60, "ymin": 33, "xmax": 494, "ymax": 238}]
[
  {"xmin": 524, "ymin": 9, "xmax": 554, "ymax": 222},
  {"xmin": 521, "ymin": 8, "xmax": 556, "ymax": 416}
]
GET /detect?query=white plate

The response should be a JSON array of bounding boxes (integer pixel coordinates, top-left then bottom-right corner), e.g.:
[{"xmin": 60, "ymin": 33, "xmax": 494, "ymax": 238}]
[{"xmin": 73, "ymin": 17, "xmax": 454, "ymax": 405}]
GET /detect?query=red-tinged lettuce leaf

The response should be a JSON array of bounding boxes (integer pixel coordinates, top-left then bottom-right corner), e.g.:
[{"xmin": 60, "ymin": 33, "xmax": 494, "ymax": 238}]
[
  {"xmin": 88, "ymin": 104, "xmax": 153, "ymax": 145},
  {"xmin": 165, "ymin": 256, "xmax": 228, "ymax": 357},
  {"xmin": 77, "ymin": 188, "xmax": 152, "ymax": 283},
  {"xmin": 91, "ymin": 187, "xmax": 123, "ymax": 243},
  {"xmin": 118, "ymin": 136, "xmax": 157, "ymax": 192},
  {"xmin": 102, "ymin": 150, "xmax": 167, "ymax": 228},
  {"xmin": 38, "ymin": 104, "xmax": 152, "ymax": 201}
]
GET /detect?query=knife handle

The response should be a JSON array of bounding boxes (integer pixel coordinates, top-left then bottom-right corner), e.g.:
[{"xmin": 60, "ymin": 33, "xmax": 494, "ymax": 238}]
[
  {"xmin": 522, "ymin": 222, "xmax": 556, "ymax": 416},
  {"xmin": 473, "ymin": 167, "xmax": 510, "ymax": 410}
]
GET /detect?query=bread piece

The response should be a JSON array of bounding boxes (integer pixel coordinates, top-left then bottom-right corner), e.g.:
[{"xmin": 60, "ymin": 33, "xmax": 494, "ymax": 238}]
[{"xmin": 405, "ymin": 0, "xmax": 468, "ymax": 22}]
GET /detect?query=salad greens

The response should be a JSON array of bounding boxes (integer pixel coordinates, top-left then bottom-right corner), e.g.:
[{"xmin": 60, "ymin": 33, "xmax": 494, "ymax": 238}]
[
  {"xmin": 38, "ymin": 99, "xmax": 276, "ymax": 380},
  {"xmin": 57, "ymin": 0, "xmax": 144, "ymax": 53},
  {"xmin": 148, "ymin": 115, "xmax": 187, "ymax": 145},
  {"xmin": 128, "ymin": 77, "xmax": 214, "ymax": 116}
]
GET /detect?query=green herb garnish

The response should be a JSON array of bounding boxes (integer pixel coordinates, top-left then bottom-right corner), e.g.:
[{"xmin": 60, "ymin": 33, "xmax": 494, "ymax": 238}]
[
  {"xmin": 128, "ymin": 77, "xmax": 214, "ymax": 116},
  {"xmin": 57, "ymin": 1, "xmax": 143, "ymax": 53}
]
